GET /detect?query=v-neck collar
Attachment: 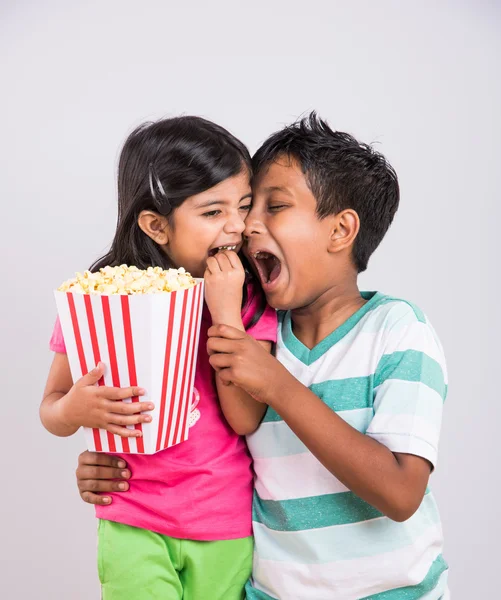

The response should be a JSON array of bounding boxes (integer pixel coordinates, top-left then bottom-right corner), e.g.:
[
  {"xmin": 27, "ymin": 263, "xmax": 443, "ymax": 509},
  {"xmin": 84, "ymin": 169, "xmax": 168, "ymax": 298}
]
[{"xmin": 281, "ymin": 292, "xmax": 383, "ymax": 366}]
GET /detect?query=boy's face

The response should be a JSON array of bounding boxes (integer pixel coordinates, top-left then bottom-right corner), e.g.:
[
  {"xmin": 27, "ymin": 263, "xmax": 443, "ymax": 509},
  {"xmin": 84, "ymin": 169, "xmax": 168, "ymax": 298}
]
[{"xmin": 245, "ymin": 157, "xmax": 337, "ymax": 311}]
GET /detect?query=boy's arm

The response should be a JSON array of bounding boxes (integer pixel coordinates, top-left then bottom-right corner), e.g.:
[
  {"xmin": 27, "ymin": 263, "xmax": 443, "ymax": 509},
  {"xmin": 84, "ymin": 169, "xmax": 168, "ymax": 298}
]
[
  {"xmin": 253, "ymin": 375, "xmax": 430, "ymax": 522},
  {"xmin": 208, "ymin": 323, "xmax": 444, "ymax": 522}
]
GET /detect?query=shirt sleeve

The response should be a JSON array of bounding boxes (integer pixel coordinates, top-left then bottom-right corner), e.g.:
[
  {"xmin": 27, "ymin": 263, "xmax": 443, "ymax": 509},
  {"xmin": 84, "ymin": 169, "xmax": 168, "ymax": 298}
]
[
  {"xmin": 49, "ymin": 316, "xmax": 67, "ymax": 354},
  {"xmin": 242, "ymin": 282, "xmax": 278, "ymax": 343},
  {"xmin": 365, "ymin": 305, "xmax": 447, "ymax": 468}
]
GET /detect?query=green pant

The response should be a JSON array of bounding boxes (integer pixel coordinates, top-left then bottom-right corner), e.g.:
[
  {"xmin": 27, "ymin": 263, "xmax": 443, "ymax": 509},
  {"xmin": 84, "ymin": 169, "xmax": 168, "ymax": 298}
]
[{"xmin": 98, "ymin": 519, "xmax": 253, "ymax": 600}]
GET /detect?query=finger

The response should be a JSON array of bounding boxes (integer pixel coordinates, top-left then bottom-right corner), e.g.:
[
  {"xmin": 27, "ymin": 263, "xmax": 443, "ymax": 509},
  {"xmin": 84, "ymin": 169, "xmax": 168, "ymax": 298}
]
[
  {"xmin": 208, "ymin": 324, "xmax": 247, "ymax": 340},
  {"xmin": 76, "ymin": 362, "xmax": 105, "ymax": 387},
  {"xmin": 77, "ymin": 451, "xmax": 127, "ymax": 470},
  {"xmin": 105, "ymin": 400, "xmax": 154, "ymax": 415},
  {"xmin": 209, "ymin": 353, "xmax": 233, "ymax": 371},
  {"xmin": 99, "ymin": 386, "xmax": 146, "ymax": 401},
  {"xmin": 77, "ymin": 465, "xmax": 131, "ymax": 481},
  {"xmin": 222, "ymin": 250, "xmax": 244, "ymax": 270},
  {"xmin": 106, "ymin": 412, "xmax": 153, "ymax": 427},
  {"xmin": 217, "ymin": 369, "xmax": 234, "ymax": 385},
  {"xmin": 207, "ymin": 337, "xmax": 237, "ymax": 355},
  {"xmin": 81, "ymin": 491, "xmax": 113, "ymax": 505},
  {"xmin": 78, "ymin": 478, "xmax": 130, "ymax": 493},
  {"xmin": 214, "ymin": 251, "xmax": 233, "ymax": 271},
  {"xmin": 105, "ymin": 423, "xmax": 143, "ymax": 438},
  {"xmin": 216, "ymin": 370, "xmax": 233, "ymax": 386},
  {"xmin": 205, "ymin": 256, "xmax": 222, "ymax": 274}
]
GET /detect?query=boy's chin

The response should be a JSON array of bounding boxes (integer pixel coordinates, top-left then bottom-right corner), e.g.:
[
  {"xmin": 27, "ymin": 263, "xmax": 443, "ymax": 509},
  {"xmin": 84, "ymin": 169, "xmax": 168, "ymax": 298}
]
[{"xmin": 262, "ymin": 288, "xmax": 298, "ymax": 312}]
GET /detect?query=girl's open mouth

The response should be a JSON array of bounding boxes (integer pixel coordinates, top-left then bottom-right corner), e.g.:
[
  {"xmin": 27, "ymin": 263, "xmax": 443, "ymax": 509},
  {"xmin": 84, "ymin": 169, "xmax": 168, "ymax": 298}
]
[{"xmin": 251, "ymin": 251, "xmax": 282, "ymax": 286}]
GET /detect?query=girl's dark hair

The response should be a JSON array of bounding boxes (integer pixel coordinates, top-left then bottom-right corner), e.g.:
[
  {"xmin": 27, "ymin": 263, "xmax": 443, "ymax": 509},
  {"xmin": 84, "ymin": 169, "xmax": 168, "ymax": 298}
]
[
  {"xmin": 92, "ymin": 116, "xmax": 251, "ymax": 271},
  {"xmin": 91, "ymin": 116, "xmax": 265, "ymax": 325},
  {"xmin": 252, "ymin": 112, "xmax": 400, "ymax": 273}
]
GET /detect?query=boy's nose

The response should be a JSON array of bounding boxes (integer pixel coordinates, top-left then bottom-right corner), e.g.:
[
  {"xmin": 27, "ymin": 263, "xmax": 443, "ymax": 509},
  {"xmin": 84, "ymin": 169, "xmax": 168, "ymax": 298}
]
[{"xmin": 244, "ymin": 213, "xmax": 265, "ymax": 238}]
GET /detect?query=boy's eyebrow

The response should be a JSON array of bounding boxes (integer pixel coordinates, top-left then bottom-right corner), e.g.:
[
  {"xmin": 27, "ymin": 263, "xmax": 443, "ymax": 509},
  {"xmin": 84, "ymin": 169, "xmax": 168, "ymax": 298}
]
[
  {"xmin": 194, "ymin": 193, "xmax": 252, "ymax": 209},
  {"xmin": 261, "ymin": 186, "xmax": 293, "ymax": 196}
]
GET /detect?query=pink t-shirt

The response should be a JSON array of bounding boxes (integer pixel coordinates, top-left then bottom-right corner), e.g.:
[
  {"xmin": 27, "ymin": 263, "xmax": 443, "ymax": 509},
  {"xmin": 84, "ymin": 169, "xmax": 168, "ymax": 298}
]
[{"xmin": 50, "ymin": 282, "xmax": 277, "ymax": 541}]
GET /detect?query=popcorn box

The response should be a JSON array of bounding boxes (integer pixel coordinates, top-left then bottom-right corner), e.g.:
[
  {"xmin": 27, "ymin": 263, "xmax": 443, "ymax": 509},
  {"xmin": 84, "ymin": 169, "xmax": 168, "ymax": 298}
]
[{"xmin": 54, "ymin": 280, "xmax": 204, "ymax": 453}]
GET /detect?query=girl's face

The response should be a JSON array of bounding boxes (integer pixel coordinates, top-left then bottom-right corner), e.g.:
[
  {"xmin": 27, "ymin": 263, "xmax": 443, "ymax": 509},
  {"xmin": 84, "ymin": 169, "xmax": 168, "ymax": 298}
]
[{"xmin": 141, "ymin": 170, "xmax": 252, "ymax": 278}]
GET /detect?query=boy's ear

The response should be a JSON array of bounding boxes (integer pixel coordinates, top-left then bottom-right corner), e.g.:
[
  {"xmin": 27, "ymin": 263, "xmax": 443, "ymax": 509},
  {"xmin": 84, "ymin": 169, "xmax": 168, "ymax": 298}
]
[
  {"xmin": 328, "ymin": 209, "xmax": 360, "ymax": 253},
  {"xmin": 137, "ymin": 210, "xmax": 169, "ymax": 246}
]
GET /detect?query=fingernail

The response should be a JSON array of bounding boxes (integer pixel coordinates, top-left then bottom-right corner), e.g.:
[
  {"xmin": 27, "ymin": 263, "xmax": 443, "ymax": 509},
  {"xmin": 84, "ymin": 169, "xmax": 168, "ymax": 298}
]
[
  {"xmin": 121, "ymin": 470, "xmax": 129, "ymax": 478},
  {"xmin": 145, "ymin": 416, "xmax": 152, "ymax": 422},
  {"xmin": 118, "ymin": 483, "xmax": 127, "ymax": 490},
  {"xmin": 102, "ymin": 497, "xmax": 111, "ymax": 504},
  {"xmin": 138, "ymin": 388, "xmax": 146, "ymax": 394},
  {"xmin": 117, "ymin": 461, "xmax": 126, "ymax": 469},
  {"xmin": 148, "ymin": 404, "xmax": 154, "ymax": 410}
]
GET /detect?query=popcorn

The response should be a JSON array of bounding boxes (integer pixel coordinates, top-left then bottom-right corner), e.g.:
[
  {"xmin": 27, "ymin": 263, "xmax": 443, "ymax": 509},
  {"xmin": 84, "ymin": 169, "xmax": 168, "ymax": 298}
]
[{"xmin": 58, "ymin": 265, "xmax": 196, "ymax": 295}]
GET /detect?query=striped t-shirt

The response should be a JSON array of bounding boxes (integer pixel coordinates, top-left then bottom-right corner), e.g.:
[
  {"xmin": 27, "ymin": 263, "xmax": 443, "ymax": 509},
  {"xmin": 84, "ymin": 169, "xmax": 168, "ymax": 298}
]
[{"xmin": 245, "ymin": 292, "xmax": 449, "ymax": 600}]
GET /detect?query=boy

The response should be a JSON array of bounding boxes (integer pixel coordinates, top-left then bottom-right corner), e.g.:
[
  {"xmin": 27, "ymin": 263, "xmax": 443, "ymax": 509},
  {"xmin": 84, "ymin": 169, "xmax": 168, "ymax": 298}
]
[{"xmin": 77, "ymin": 114, "xmax": 448, "ymax": 599}]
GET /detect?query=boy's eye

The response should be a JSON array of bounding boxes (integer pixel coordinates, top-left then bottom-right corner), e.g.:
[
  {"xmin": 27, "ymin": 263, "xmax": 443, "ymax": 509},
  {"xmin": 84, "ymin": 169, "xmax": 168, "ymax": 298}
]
[
  {"xmin": 239, "ymin": 204, "xmax": 252, "ymax": 212},
  {"xmin": 202, "ymin": 210, "xmax": 222, "ymax": 218},
  {"xmin": 268, "ymin": 204, "xmax": 287, "ymax": 212}
]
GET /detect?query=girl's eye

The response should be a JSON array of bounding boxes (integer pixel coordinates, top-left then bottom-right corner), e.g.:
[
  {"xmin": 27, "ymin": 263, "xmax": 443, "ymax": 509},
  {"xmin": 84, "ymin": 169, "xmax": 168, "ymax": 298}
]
[
  {"xmin": 202, "ymin": 210, "xmax": 222, "ymax": 218},
  {"xmin": 239, "ymin": 204, "xmax": 252, "ymax": 212},
  {"xmin": 268, "ymin": 204, "xmax": 287, "ymax": 212}
]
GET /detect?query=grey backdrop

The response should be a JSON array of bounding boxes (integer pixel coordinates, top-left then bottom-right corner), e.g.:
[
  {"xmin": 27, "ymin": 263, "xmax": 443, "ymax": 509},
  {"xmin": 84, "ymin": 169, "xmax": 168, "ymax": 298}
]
[{"xmin": 1, "ymin": 1, "xmax": 499, "ymax": 598}]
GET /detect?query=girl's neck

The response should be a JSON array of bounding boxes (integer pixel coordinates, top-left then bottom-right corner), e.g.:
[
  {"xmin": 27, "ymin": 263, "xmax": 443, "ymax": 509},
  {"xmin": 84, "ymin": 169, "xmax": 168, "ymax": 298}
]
[{"xmin": 290, "ymin": 278, "xmax": 365, "ymax": 350}]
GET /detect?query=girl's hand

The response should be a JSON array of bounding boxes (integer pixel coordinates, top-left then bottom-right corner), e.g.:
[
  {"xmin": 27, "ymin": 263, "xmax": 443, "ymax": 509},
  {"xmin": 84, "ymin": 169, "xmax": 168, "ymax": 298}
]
[
  {"xmin": 60, "ymin": 363, "xmax": 154, "ymax": 438},
  {"xmin": 204, "ymin": 250, "xmax": 245, "ymax": 328},
  {"xmin": 76, "ymin": 451, "xmax": 131, "ymax": 505}
]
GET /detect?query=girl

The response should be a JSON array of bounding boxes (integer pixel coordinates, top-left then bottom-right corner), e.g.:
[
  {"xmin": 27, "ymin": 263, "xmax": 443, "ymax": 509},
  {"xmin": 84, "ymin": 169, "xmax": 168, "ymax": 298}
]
[{"xmin": 40, "ymin": 116, "xmax": 277, "ymax": 600}]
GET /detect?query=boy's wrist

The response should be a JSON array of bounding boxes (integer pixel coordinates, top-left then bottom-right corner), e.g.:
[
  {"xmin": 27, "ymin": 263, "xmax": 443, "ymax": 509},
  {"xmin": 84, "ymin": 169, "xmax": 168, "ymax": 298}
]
[
  {"xmin": 261, "ymin": 364, "xmax": 299, "ymax": 408},
  {"xmin": 211, "ymin": 312, "xmax": 245, "ymax": 331}
]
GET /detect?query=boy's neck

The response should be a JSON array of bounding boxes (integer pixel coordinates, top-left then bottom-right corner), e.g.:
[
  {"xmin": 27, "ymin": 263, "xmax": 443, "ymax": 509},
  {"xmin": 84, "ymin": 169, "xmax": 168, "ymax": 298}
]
[{"xmin": 290, "ymin": 276, "xmax": 365, "ymax": 350}]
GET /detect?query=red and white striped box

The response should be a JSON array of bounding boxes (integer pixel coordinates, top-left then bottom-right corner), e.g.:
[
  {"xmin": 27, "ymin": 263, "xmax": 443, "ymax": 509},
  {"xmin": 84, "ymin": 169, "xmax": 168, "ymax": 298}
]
[{"xmin": 54, "ymin": 280, "xmax": 204, "ymax": 453}]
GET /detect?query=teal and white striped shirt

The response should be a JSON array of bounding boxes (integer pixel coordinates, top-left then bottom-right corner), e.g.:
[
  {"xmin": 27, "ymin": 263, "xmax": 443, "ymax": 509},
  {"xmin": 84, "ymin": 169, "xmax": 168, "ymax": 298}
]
[{"xmin": 246, "ymin": 292, "xmax": 449, "ymax": 600}]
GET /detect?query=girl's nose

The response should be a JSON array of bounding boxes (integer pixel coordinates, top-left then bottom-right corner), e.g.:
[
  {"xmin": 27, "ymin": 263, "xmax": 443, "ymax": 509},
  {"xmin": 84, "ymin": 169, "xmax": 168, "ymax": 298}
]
[{"xmin": 224, "ymin": 213, "xmax": 246, "ymax": 235}]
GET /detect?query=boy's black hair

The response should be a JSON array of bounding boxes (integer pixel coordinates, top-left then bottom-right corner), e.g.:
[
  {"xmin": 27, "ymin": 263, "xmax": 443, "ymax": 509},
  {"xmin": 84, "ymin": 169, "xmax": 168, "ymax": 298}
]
[{"xmin": 252, "ymin": 112, "xmax": 400, "ymax": 272}]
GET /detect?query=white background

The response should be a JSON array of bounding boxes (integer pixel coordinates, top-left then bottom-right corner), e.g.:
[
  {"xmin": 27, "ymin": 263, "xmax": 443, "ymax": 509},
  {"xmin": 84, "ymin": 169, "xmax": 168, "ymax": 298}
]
[{"xmin": 1, "ymin": 1, "xmax": 499, "ymax": 598}]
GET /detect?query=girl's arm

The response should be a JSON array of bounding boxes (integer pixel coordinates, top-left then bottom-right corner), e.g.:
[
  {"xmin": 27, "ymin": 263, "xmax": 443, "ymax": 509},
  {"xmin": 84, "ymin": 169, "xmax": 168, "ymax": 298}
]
[
  {"xmin": 40, "ymin": 352, "xmax": 154, "ymax": 438},
  {"xmin": 205, "ymin": 250, "xmax": 270, "ymax": 435},
  {"xmin": 214, "ymin": 340, "xmax": 270, "ymax": 435}
]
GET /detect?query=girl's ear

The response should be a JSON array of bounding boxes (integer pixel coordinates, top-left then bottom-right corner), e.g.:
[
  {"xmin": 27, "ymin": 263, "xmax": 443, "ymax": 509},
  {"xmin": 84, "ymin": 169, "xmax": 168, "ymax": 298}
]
[{"xmin": 138, "ymin": 211, "xmax": 169, "ymax": 245}]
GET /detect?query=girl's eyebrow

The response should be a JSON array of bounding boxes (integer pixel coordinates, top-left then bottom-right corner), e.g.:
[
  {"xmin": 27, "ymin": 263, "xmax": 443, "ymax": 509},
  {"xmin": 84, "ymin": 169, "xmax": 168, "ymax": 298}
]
[
  {"xmin": 194, "ymin": 193, "xmax": 252, "ymax": 209},
  {"xmin": 194, "ymin": 199, "xmax": 225, "ymax": 209}
]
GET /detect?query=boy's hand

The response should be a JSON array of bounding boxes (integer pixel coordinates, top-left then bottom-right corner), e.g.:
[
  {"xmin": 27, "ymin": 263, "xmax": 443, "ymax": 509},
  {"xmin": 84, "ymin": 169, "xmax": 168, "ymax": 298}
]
[
  {"xmin": 76, "ymin": 451, "xmax": 131, "ymax": 505},
  {"xmin": 60, "ymin": 363, "xmax": 154, "ymax": 438},
  {"xmin": 204, "ymin": 251, "xmax": 245, "ymax": 328},
  {"xmin": 207, "ymin": 324, "xmax": 288, "ymax": 402}
]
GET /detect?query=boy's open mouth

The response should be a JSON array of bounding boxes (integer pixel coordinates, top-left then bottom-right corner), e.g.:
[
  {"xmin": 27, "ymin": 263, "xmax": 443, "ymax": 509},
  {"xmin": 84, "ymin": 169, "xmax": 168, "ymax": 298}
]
[
  {"xmin": 252, "ymin": 251, "xmax": 282, "ymax": 285},
  {"xmin": 208, "ymin": 244, "xmax": 238, "ymax": 257}
]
